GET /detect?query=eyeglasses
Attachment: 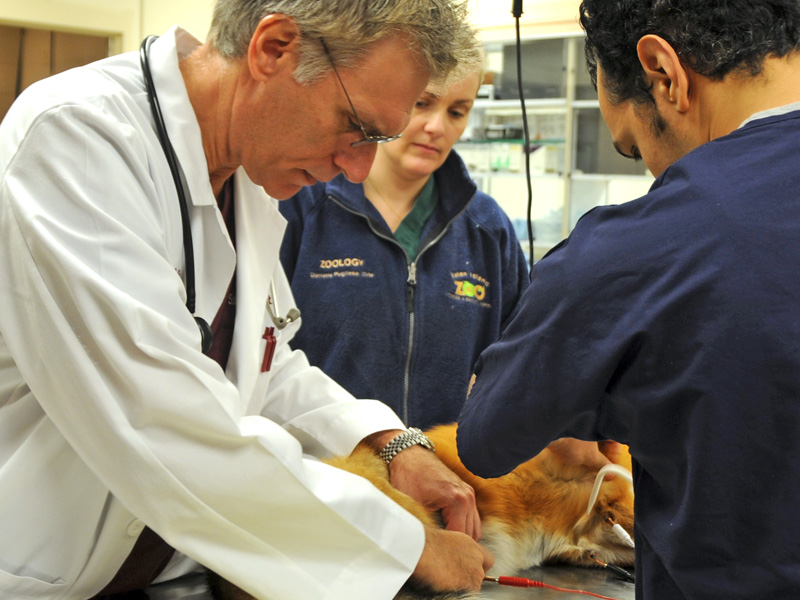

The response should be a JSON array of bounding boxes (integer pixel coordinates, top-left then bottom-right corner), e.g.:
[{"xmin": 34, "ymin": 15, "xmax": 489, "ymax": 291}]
[{"xmin": 320, "ymin": 39, "xmax": 402, "ymax": 148}]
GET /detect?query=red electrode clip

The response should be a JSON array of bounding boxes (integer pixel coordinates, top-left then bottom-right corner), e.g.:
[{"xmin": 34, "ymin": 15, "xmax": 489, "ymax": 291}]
[{"xmin": 261, "ymin": 327, "xmax": 276, "ymax": 372}]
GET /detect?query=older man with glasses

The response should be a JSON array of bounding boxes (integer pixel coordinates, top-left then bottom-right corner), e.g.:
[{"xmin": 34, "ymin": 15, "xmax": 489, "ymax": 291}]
[
  {"xmin": 0, "ymin": 1, "xmax": 492, "ymax": 599},
  {"xmin": 320, "ymin": 38, "xmax": 404, "ymax": 147}
]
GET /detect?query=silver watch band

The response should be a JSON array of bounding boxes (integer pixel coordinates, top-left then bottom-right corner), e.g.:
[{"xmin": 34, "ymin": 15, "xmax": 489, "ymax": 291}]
[{"xmin": 378, "ymin": 427, "xmax": 435, "ymax": 464}]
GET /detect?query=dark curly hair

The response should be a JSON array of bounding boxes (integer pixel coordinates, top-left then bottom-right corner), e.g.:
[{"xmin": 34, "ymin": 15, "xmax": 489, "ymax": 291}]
[{"xmin": 580, "ymin": 0, "xmax": 800, "ymax": 105}]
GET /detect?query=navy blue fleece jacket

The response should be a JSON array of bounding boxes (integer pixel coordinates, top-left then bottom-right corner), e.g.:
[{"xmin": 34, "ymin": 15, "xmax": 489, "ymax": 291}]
[{"xmin": 280, "ymin": 151, "xmax": 529, "ymax": 428}]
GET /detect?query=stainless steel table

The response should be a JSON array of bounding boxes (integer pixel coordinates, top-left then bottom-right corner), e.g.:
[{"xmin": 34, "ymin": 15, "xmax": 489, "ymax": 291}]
[{"xmin": 145, "ymin": 565, "xmax": 635, "ymax": 600}]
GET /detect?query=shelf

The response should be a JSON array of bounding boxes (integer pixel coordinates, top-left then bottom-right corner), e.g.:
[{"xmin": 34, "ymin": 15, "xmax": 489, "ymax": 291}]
[
  {"xmin": 572, "ymin": 173, "xmax": 653, "ymax": 181},
  {"xmin": 471, "ymin": 173, "xmax": 565, "ymax": 180},
  {"xmin": 457, "ymin": 138, "xmax": 565, "ymax": 145},
  {"xmin": 473, "ymin": 99, "xmax": 599, "ymax": 112},
  {"xmin": 473, "ymin": 98, "xmax": 568, "ymax": 115},
  {"xmin": 572, "ymin": 99, "xmax": 601, "ymax": 109}
]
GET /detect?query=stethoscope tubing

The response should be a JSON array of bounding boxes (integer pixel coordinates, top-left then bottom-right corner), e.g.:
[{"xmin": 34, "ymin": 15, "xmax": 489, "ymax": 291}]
[
  {"xmin": 139, "ymin": 36, "xmax": 199, "ymax": 316},
  {"xmin": 140, "ymin": 35, "xmax": 212, "ymax": 352},
  {"xmin": 138, "ymin": 36, "xmax": 298, "ymax": 349}
]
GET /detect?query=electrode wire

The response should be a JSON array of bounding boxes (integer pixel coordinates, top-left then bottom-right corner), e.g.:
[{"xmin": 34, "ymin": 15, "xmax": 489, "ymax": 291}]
[
  {"xmin": 583, "ymin": 464, "xmax": 635, "ymax": 549},
  {"xmin": 588, "ymin": 553, "xmax": 636, "ymax": 584},
  {"xmin": 484, "ymin": 576, "xmax": 624, "ymax": 600}
]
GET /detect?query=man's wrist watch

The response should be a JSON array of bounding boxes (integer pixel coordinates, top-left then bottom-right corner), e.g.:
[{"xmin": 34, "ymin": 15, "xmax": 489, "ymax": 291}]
[{"xmin": 378, "ymin": 427, "xmax": 435, "ymax": 464}]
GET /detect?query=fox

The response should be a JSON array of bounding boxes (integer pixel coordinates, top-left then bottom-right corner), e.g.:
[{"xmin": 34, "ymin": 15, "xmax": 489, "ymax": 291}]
[{"xmin": 207, "ymin": 423, "xmax": 634, "ymax": 600}]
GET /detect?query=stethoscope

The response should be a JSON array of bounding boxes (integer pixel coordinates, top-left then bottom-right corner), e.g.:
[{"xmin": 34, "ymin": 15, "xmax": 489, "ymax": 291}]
[{"xmin": 139, "ymin": 36, "xmax": 300, "ymax": 355}]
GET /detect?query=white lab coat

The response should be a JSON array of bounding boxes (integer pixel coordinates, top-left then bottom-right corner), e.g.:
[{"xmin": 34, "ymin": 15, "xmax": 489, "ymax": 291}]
[{"xmin": 0, "ymin": 27, "xmax": 423, "ymax": 600}]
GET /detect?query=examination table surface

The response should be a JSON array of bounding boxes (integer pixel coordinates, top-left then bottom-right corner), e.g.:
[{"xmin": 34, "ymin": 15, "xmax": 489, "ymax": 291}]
[{"xmin": 144, "ymin": 564, "xmax": 636, "ymax": 600}]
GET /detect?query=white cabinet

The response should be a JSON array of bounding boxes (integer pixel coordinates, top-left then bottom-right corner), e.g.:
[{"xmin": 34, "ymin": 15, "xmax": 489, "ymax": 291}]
[{"xmin": 457, "ymin": 34, "xmax": 654, "ymax": 260}]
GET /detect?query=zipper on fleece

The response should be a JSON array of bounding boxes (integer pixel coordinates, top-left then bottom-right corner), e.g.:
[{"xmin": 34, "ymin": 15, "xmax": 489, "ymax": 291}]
[
  {"xmin": 402, "ymin": 261, "xmax": 417, "ymax": 423},
  {"xmin": 327, "ymin": 193, "xmax": 470, "ymax": 424}
]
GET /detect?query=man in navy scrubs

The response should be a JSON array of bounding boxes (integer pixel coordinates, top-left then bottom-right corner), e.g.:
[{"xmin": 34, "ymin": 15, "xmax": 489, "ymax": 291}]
[{"xmin": 458, "ymin": 1, "xmax": 800, "ymax": 598}]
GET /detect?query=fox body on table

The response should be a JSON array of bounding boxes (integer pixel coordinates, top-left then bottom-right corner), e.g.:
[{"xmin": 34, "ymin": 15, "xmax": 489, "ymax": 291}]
[{"xmin": 208, "ymin": 424, "xmax": 634, "ymax": 600}]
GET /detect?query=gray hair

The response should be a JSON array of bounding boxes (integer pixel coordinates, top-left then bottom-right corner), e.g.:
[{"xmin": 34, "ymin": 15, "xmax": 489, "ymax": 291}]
[{"xmin": 208, "ymin": 0, "xmax": 476, "ymax": 84}]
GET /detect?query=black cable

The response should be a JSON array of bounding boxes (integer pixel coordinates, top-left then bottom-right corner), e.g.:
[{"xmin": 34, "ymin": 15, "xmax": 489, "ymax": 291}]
[
  {"xmin": 605, "ymin": 563, "xmax": 636, "ymax": 583},
  {"xmin": 513, "ymin": 12, "xmax": 535, "ymax": 270}
]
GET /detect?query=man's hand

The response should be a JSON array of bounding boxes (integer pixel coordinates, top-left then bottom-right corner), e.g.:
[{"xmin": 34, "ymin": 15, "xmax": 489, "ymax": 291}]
[
  {"xmin": 362, "ymin": 430, "xmax": 482, "ymax": 540},
  {"xmin": 547, "ymin": 438, "xmax": 622, "ymax": 475},
  {"xmin": 412, "ymin": 526, "xmax": 493, "ymax": 593},
  {"xmin": 389, "ymin": 444, "xmax": 482, "ymax": 539}
]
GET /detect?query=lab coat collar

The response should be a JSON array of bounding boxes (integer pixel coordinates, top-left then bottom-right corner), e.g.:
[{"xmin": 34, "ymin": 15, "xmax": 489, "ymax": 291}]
[
  {"xmin": 146, "ymin": 27, "xmax": 289, "ymax": 396},
  {"xmin": 147, "ymin": 28, "xmax": 213, "ymax": 210},
  {"xmin": 146, "ymin": 28, "xmax": 234, "ymax": 323}
]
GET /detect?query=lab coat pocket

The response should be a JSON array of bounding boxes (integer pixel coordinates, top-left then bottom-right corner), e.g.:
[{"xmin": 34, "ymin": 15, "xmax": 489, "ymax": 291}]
[{"xmin": 0, "ymin": 565, "xmax": 67, "ymax": 596}]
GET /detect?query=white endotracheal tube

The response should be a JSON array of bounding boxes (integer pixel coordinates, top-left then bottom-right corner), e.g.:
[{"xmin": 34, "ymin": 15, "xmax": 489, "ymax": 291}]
[{"xmin": 586, "ymin": 464, "xmax": 635, "ymax": 549}]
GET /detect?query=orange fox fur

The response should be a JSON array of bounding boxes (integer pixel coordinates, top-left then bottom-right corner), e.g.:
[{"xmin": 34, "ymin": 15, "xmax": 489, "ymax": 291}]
[{"xmin": 208, "ymin": 423, "xmax": 634, "ymax": 600}]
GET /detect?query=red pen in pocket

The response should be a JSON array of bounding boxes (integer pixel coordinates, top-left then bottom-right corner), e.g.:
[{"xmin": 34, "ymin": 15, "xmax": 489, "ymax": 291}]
[{"xmin": 261, "ymin": 327, "xmax": 276, "ymax": 372}]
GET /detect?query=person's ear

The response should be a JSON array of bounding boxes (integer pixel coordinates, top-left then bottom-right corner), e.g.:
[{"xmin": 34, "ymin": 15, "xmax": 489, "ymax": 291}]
[
  {"xmin": 247, "ymin": 14, "xmax": 300, "ymax": 82},
  {"xmin": 636, "ymin": 34, "xmax": 691, "ymax": 113}
]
